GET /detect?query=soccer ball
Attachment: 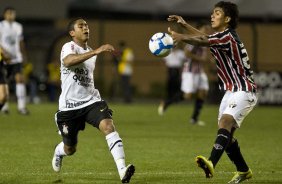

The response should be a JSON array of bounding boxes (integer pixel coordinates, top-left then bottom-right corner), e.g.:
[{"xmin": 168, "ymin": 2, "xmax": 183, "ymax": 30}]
[{"xmin": 149, "ymin": 32, "xmax": 174, "ymax": 57}]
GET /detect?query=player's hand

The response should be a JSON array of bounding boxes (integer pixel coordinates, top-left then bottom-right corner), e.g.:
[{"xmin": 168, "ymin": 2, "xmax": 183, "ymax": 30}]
[
  {"xmin": 167, "ymin": 15, "xmax": 187, "ymax": 26},
  {"xmin": 4, "ymin": 59, "xmax": 12, "ymax": 64},
  {"xmin": 168, "ymin": 27, "xmax": 182, "ymax": 45},
  {"xmin": 96, "ymin": 44, "xmax": 115, "ymax": 54}
]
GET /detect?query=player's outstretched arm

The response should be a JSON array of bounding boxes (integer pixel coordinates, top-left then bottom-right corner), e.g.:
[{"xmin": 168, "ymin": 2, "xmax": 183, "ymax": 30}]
[
  {"xmin": 63, "ymin": 44, "xmax": 114, "ymax": 67},
  {"xmin": 168, "ymin": 27, "xmax": 209, "ymax": 47},
  {"xmin": 167, "ymin": 15, "xmax": 206, "ymax": 36}
]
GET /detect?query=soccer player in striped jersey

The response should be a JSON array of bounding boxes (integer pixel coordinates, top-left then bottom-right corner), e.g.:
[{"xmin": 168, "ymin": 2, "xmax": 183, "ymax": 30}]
[
  {"xmin": 51, "ymin": 18, "xmax": 134, "ymax": 183},
  {"xmin": 168, "ymin": 1, "xmax": 258, "ymax": 183}
]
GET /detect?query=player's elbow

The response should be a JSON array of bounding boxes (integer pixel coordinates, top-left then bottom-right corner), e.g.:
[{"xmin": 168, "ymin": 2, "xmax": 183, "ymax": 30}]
[{"xmin": 63, "ymin": 59, "xmax": 73, "ymax": 67}]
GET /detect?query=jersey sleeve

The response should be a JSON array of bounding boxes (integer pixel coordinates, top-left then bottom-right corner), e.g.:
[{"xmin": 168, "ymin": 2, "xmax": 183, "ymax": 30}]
[
  {"xmin": 208, "ymin": 29, "xmax": 231, "ymax": 50},
  {"xmin": 61, "ymin": 42, "xmax": 76, "ymax": 61},
  {"xmin": 18, "ymin": 23, "xmax": 24, "ymax": 41}
]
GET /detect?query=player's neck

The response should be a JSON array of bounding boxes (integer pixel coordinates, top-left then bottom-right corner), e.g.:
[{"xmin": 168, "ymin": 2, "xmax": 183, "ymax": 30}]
[
  {"xmin": 73, "ymin": 39, "xmax": 87, "ymax": 49},
  {"xmin": 214, "ymin": 25, "xmax": 229, "ymax": 32}
]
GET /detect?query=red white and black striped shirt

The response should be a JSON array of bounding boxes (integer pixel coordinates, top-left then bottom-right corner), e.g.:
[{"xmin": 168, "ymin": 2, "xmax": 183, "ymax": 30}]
[{"xmin": 208, "ymin": 28, "xmax": 256, "ymax": 92}]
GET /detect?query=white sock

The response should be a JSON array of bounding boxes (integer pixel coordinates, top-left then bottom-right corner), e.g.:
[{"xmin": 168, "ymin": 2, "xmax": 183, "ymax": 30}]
[
  {"xmin": 55, "ymin": 142, "xmax": 67, "ymax": 157},
  {"xmin": 1, "ymin": 102, "xmax": 9, "ymax": 111},
  {"xmin": 106, "ymin": 131, "xmax": 126, "ymax": 177},
  {"xmin": 16, "ymin": 83, "xmax": 27, "ymax": 110}
]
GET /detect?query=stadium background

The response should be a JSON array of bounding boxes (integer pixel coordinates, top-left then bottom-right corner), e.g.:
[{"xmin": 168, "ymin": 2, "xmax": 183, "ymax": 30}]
[{"xmin": 0, "ymin": 0, "xmax": 281, "ymax": 105}]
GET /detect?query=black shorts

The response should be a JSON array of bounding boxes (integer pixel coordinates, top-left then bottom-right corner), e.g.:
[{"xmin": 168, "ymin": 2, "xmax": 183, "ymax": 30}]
[
  {"xmin": 5, "ymin": 63, "xmax": 23, "ymax": 80},
  {"xmin": 55, "ymin": 100, "xmax": 113, "ymax": 146},
  {"xmin": 0, "ymin": 62, "xmax": 7, "ymax": 84}
]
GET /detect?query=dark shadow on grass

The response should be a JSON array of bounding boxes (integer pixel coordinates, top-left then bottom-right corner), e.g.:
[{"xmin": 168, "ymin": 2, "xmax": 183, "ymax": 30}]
[{"xmin": 53, "ymin": 179, "xmax": 63, "ymax": 183}]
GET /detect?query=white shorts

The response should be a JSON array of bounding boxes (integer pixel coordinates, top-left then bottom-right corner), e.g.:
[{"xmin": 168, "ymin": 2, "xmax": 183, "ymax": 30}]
[
  {"xmin": 218, "ymin": 90, "xmax": 258, "ymax": 128},
  {"xmin": 181, "ymin": 72, "xmax": 209, "ymax": 93}
]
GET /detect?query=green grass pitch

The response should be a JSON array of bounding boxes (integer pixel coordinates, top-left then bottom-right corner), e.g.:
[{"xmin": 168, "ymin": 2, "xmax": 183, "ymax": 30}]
[{"xmin": 0, "ymin": 102, "xmax": 282, "ymax": 184}]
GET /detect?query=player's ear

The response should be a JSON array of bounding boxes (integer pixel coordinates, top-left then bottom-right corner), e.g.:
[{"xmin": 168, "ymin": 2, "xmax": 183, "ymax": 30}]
[
  {"xmin": 69, "ymin": 30, "xmax": 75, "ymax": 37},
  {"xmin": 225, "ymin": 16, "xmax": 231, "ymax": 24}
]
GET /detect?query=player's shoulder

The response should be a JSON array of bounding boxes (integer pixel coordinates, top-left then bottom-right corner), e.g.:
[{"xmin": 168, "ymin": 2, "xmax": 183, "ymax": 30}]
[
  {"xmin": 13, "ymin": 21, "xmax": 22, "ymax": 27},
  {"xmin": 62, "ymin": 41, "xmax": 77, "ymax": 50},
  {"xmin": 9, "ymin": 21, "xmax": 23, "ymax": 30}
]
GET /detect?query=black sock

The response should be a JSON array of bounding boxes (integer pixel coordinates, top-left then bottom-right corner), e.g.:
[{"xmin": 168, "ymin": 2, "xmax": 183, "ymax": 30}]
[
  {"xmin": 0, "ymin": 103, "xmax": 4, "ymax": 111},
  {"xmin": 191, "ymin": 98, "xmax": 204, "ymax": 121},
  {"xmin": 209, "ymin": 128, "xmax": 231, "ymax": 167},
  {"xmin": 225, "ymin": 139, "xmax": 249, "ymax": 172},
  {"xmin": 164, "ymin": 91, "xmax": 184, "ymax": 110}
]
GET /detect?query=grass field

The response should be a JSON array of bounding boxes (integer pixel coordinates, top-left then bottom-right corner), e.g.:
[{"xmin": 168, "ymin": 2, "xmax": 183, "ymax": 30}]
[{"xmin": 0, "ymin": 102, "xmax": 282, "ymax": 184}]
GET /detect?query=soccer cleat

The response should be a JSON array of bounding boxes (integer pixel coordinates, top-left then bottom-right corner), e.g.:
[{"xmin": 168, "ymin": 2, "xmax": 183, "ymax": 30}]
[
  {"xmin": 52, "ymin": 148, "xmax": 63, "ymax": 172},
  {"xmin": 18, "ymin": 108, "xmax": 30, "ymax": 115},
  {"xmin": 158, "ymin": 102, "xmax": 165, "ymax": 116},
  {"xmin": 121, "ymin": 164, "xmax": 135, "ymax": 183},
  {"xmin": 196, "ymin": 155, "xmax": 214, "ymax": 178},
  {"xmin": 1, "ymin": 109, "xmax": 9, "ymax": 115},
  {"xmin": 190, "ymin": 119, "xmax": 206, "ymax": 126},
  {"xmin": 228, "ymin": 169, "xmax": 253, "ymax": 184},
  {"xmin": 197, "ymin": 120, "xmax": 206, "ymax": 126}
]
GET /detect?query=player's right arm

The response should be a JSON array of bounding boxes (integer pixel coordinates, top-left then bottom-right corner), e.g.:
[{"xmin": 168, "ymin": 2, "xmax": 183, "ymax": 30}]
[
  {"xmin": 63, "ymin": 44, "xmax": 114, "ymax": 67},
  {"xmin": 167, "ymin": 15, "xmax": 207, "ymax": 36}
]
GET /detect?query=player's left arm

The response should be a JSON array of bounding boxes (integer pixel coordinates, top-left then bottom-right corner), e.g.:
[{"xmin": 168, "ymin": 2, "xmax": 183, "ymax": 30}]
[{"xmin": 168, "ymin": 27, "xmax": 209, "ymax": 47}]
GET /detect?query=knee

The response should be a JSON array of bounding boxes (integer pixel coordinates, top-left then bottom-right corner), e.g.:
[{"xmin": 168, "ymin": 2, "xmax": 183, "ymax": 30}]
[
  {"xmin": 197, "ymin": 90, "xmax": 208, "ymax": 99},
  {"xmin": 219, "ymin": 115, "xmax": 235, "ymax": 131},
  {"xmin": 99, "ymin": 119, "xmax": 115, "ymax": 135},
  {"xmin": 15, "ymin": 73, "xmax": 25, "ymax": 83},
  {"xmin": 0, "ymin": 94, "xmax": 8, "ymax": 103},
  {"xmin": 64, "ymin": 146, "xmax": 76, "ymax": 155},
  {"xmin": 183, "ymin": 93, "xmax": 192, "ymax": 100}
]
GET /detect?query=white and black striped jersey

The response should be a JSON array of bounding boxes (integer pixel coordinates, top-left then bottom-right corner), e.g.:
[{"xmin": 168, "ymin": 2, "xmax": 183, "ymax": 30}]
[{"xmin": 208, "ymin": 28, "xmax": 257, "ymax": 92}]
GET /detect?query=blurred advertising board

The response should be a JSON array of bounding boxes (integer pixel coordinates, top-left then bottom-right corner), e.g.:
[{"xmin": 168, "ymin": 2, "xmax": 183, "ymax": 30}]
[{"xmin": 255, "ymin": 72, "xmax": 282, "ymax": 105}]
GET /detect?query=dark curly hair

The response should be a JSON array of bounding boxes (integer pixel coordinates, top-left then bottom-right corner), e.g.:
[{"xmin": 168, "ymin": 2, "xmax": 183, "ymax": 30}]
[{"xmin": 215, "ymin": 1, "xmax": 239, "ymax": 29}]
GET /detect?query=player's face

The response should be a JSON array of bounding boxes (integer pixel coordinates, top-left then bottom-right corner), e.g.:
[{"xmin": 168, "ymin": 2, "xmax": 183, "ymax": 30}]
[
  {"xmin": 211, "ymin": 7, "xmax": 229, "ymax": 32},
  {"xmin": 71, "ymin": 19, "xmax": 90, "ymax": 42},
  {"xmin": 4, "ymin": 9, "xmax": 16, "ymax": 22}
]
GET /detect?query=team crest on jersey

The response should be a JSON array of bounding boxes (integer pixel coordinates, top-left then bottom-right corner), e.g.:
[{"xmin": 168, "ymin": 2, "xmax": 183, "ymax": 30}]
[{"xmin": 62, "ymin": 124, "xmax": 69, "ymax": 135}]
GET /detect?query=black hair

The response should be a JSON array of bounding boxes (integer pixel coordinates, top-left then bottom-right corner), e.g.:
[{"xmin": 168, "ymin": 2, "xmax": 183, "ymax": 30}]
[
  {"xmin": 67, "ymin": 17, "xmax": 84, "ymax": 32},
  {"xmin": 4, "ymin": 6, "xmax": 15, "ymax": 12},
  {"xmin": 3, "ymin": 6, "xmax": 15, "ymax": 14},
  {"xmin": 215, "ymin": 1, "xmax": 239, "ymax": 29}
]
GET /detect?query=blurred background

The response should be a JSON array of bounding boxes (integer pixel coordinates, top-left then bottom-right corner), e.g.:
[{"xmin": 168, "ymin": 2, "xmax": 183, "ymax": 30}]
[{"xmin": 1, "ymin": 0, "xmax": 281, "ymax": 105}]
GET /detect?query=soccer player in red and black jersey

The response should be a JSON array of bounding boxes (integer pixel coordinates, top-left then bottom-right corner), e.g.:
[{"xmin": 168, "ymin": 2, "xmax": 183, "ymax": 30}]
[{"xmin": 168, "ymin": 1, "xmax": 257, "ymax": 183}]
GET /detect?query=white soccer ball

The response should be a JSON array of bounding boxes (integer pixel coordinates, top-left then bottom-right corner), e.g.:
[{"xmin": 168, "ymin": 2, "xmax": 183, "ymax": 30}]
[{"xmin": 149, "ymin": 32, "xmax": 174, "ymax": 57}]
